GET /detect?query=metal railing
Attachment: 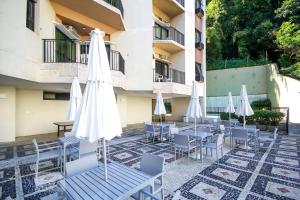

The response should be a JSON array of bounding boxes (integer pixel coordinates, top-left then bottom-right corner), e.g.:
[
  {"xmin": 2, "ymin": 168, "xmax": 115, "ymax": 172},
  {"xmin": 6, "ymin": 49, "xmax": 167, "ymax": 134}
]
[
  {"xmin": 153, "ymin": 68, "xmax": 185, "ymax": 84},
  {"xmin": 42, "ymin": 39, "xmax": 125, "ymax": 74},
  {"xmin": 195, "ymin": 41, "xmax": 204, "ymax": 49},
  {"xmin": 176, "ymin": 0, "xmax": 185, "ymax": 7},
  {"xmin": 195, "ymin": 0, "xmax": 204, "ymax": 16},
  {"xmin": 103, "ymin": 0, "xmax": 124, "ymax": 17},
  {"xmin": 153, "ymin": 26, "xmax": 185, "ymax": 46}
]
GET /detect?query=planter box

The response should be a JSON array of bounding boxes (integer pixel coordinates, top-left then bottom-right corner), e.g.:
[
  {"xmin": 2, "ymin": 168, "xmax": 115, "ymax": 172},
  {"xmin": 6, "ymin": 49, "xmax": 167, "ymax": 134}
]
[{"xmin": 257, "ymin": 124, "xmax": 267, "ymax": 131}]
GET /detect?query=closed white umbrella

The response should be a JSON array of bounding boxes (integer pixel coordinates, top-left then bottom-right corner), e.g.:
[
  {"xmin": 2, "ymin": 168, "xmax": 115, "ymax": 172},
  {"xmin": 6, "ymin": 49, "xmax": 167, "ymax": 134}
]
[
  {"xmin": 66, "ymin": 77, "xmax": 82, "ymax": 121},
  {"xmin": 225, "ymin": 92, "xmax": 235, "ymax": 123},
  {"xmin": 235, "ymin": 85, "xmax": 254, "ymax": 128},
  {"xmin": 186, "ymin": 81, "xmax": 202, "ymax": 134},
  {"xmin": 72, "ymin": 29, "xmax": 122, "ymax": 180},
  {"xmin": 154, "ymin": 90, "xmax": 166, "ymax": 122}
]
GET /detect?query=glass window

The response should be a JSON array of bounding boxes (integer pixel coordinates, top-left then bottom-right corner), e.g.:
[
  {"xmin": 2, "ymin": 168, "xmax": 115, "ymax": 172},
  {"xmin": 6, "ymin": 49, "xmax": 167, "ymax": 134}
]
[
  {"xmin": 26, "ymin": 0, "xmax": 36, "ymax": 31},
  {"xmin": 164, "ymin": 99, "xmax": 172, "ymax": 114},
  {"xmin": 43, "ymin": 91, "xmax": 70, "ymax": 101}
]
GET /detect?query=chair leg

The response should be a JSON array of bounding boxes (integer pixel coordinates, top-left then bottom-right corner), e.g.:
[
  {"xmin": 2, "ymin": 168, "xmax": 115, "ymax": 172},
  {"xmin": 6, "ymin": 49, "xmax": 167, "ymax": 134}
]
[
  {"xmin": 216, "ymin": 149, "xmax": 219, "ymax": 163},
  {"xmin": 174, "ymin": 147, "xmax": 176, "ymax": 160},
  {"xmin": 35, "ymin": 160, "xmax": 39, "ymax": 180},
  {"xmin": 161, "ymin": 188, "xmax": 164, "ymax": 200},
  {"xmin": 206, "ymin": 147, "xmax": 207, "ymax": 156},
  {"xmin": 221, "ymin": 147, "xmax": 224, "ymax": 157},
  {"xmin": 211, "ymin": 149, "xmax": 213, "ymax": 156}
]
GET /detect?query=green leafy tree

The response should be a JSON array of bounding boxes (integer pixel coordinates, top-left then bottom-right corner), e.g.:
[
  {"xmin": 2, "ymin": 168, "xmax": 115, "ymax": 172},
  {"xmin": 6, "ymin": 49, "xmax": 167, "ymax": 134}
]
[{"xmin": 275, "ymin": 0, "xmax": 300, "ymax": 23}]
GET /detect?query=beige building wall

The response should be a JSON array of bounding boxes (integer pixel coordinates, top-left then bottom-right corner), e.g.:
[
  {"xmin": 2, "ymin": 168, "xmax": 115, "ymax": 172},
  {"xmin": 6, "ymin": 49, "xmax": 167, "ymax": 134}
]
[
  {"xmin": 207, "ymin": 65, "xmax": 269, "ymax": 96},
  {"xmin": 267, "ymin": 64, "xmax": 300, "ymax": 123},
  {"xmin": 126, "ymin": 95, "xmax": 152, "ymax": 125},
  {"xmin": 15, "ymin": 89, "xmax": 68, "ymax": 137},
  {"xmin": 0, "ymin": 86, "xmax": 16, "ymax": 142},
  {"xmin": 110, "ymin": 0, "xmax": 153, "ymax": 91},
  {"xmin": 166, "ymin": 97, "xmax": 189, "ymax": 121}
]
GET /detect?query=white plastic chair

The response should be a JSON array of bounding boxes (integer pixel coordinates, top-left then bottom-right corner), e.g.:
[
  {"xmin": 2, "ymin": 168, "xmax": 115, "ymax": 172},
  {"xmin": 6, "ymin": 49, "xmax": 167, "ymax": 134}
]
[
  {"xmin": 174, "ymin": 134, "xmax": 197, "ymax": 161},
  {"xmin": 231, "ymin": 128, "xmax": 251, "ymax": 150}
]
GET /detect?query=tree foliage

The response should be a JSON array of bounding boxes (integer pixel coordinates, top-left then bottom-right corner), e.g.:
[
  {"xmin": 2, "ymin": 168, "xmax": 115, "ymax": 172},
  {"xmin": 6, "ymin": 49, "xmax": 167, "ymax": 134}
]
[{"xmin": 206, "ymin": 0, "xmax": 300, "ymax": 80}]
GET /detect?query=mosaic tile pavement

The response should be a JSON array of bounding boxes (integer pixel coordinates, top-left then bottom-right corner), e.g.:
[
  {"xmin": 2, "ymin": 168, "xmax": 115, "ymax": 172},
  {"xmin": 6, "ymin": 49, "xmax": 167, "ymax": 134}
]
[{"xmin": 0, "ymin": 128, "xmax": 299, "ymax": 199}]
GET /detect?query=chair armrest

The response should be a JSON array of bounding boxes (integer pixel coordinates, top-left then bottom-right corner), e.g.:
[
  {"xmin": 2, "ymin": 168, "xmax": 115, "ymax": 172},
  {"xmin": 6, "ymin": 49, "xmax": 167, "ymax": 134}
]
[
  {"xmin": 38, "ymin": 145, "xmax": 62, "ymax": 152},
  {"xmin": 189, "ymin": 139, "xmax": 197, "ymax": 144}
]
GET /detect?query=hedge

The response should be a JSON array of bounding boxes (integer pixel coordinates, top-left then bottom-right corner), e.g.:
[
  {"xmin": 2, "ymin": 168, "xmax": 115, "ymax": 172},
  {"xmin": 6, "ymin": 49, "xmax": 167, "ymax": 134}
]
[
  {"xmin": 220, "ymin": 110, "xmax": 285, "ymax": 126},
  {"xmin": 251, "ymin": 99, "xmax": 272, "ymax": 110}
]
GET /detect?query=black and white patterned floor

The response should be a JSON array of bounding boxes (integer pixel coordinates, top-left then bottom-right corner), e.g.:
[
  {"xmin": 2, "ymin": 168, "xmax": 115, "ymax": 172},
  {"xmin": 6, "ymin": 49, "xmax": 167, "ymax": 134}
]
[{"xmin": 0, "ymin": 129, "xmax": 299, "ymax": 200}]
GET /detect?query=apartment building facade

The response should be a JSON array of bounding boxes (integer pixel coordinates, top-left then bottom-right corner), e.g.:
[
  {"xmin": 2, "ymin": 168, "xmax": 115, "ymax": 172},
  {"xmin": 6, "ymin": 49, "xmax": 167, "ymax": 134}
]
[{"xmin": 0, "ymin": 0, "xmax": 206, "ymax": 142}]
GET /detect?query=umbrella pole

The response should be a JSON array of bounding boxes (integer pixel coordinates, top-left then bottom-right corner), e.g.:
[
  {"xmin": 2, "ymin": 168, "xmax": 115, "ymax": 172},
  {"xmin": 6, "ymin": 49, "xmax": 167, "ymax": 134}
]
[
  {"xmin": 229, "ymin": 112, "xmax": 231, "ymax": 125},
  {"xmin": 194, "ymin": 118, "xmax": 197, "ymax": 136},
  {"xmin": 243, "ymin": 115, "xmax": 246, "ymax": 128},
  {"xmin": 103, "ymin": 139, "xmax": 108, "ymax": 181}
]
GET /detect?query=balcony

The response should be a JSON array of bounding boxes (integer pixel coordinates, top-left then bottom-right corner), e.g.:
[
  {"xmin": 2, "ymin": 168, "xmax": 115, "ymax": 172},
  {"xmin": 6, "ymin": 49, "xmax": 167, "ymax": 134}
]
[
  {"xmin": 42, "ymin": 39, "xmax": 125, "ymax": 74},
  {"xmin": 50, "ymin": 0, "xmax": 125, "ymax": 32},
  {"xmin": 153, "ymin": 0, "xmax": 184, "ymax": 18},
  {"xmin": 153, "ymin": 68, "xmax": 185, "ymax": 84},
  {"xmin": 153, "ymin": 25, "xmax": 185, "ymax": 53},
  {"xmin": 41, "ymin": 39, "xmax": 126, "ymax": 88},
  {"xmin": 195, "ymin": 41, "xmax": 204, "ymax": 50},
  {"xmin": 195, "ymin": 63, "xmax": 204, "ymax": 82},
  {"xmin": 195, "ymin": 0, "xmax": 204, "ymax": 18}
]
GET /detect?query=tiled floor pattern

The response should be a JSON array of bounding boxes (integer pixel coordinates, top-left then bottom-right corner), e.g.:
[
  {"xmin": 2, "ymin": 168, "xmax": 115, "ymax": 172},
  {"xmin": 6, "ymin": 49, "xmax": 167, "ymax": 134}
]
[
  {"xmin": 0, "ymin": 130, "xmax": 299, "ymax": 199},
  {"xmin": 167, "ymin": 135, "xmax": 300, "ymax": 200}
]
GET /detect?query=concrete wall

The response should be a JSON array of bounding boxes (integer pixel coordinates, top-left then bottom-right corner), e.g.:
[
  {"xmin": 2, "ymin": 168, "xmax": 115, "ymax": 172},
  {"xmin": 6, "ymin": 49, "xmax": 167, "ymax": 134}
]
[
  {"xmin": 0, "ymin": 86, "xmax": 16, "ymax": 142},
  {"xmin": 166, "ymin": 97, "xmax": 189, "ymax": 121},
  {"xmin": 16, "ymin": 89, "xmax": 68, "ymax": 137},
  {"xmin": 110, "ymin": 0, "xmax": 153, "ymax": 91},
  {"xmin": 207, "ymin": 65, "xmax": 269, "ymax": 96},
  {"xmin": 126, "ymin": 95, "xmax": 152, "ymax": 124},
  {"xmin": 267, "ymin": 64, "xmax": 300, "ymax": 123},
  {"xmin": 0, "ymin": 0, "xmax": 56, "ymax": 82}
]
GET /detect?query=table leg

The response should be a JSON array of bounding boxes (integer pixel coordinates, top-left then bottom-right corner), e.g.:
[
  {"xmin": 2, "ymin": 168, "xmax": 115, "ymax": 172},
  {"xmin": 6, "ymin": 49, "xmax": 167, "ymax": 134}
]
[
  {"xmin": 63, "ymin": 126, "xmax": 66, "ymax": 135},
  {"xmin": 64, "ymin": 145, "xmax": 66, "ymax": 177}
]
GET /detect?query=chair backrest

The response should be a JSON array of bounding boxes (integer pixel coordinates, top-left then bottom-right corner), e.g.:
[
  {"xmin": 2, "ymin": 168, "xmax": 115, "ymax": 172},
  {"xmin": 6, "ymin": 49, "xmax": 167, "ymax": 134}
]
[
  {"xmin": 231, "ymin": 128, "xmax": 248, "ymax": 138},
  {"xmin": 174, "ymin": 134, "xmax": 190, "ymax": 146},
  {"xmin": 216, "ymin": 134, "xmax": 224, "ymax": 146},
  {"xmin": 79, "ymin": 140, "xmax": 98, "ymax": 157},
  {"xmin": 140, "ymin": 153, "xmax": 164, "ymax": 177},
  {"xmin": 170, "ymin": 127, "xmax": 179, "ymax": 135},
  {"xmin": 221, "ymin": 120, "xmax": 231, "ymax": 127},
  {"xmin": 219, "ymin": 125, "xmax": 225, "ymax": 131},
  {"xmin": 64, "ymin": 132, "xmax": 73, "ymax": 137},
  {"xmin": 161, "ymin": 125, "xmax": 170, "ymax": 133},
  {"xmin": 273, "ymin": 128, "xmax": 278, "ymax": 140},
  {"xmin": 65, "ymin": 153, "xmax": 98, "ymax": 177},
  {"xmin": 145, "ymin": 124, "xmax": 155, "ymax": 133}
]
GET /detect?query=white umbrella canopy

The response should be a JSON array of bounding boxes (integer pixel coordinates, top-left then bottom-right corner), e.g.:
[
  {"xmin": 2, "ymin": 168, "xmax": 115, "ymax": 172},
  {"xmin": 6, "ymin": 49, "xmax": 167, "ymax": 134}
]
[
  {"xmin": 66, "ymin": 77, "xmax": 82, "ymax": 121},
  {"xmin": 154, "ymin": 90, "xmax": 166, "ymax": 117},
  {"xmin": 72, "ymin": 28, "xmax": 122, "ymax": 180},
  {"xmin": 235, "ymin": 85, "xmax": 254, "ymax": 127},
  {"xmin": 225, "ymin": 92, "xmax": 235, "ymax": 123},
  {"xmin": 186, "ymin": 81, "xmax": 202, "ymax": 134}
]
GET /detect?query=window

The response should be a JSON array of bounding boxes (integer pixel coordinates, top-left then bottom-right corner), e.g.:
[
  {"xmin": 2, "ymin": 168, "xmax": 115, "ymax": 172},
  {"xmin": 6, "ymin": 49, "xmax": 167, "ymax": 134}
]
[
  {"xmin": 26, "ymin": 0, "xmax": 36, "ymax": 31},
  {"xmin": 164, "ymin": 99, "xmax": 172, "ymax": 114},
  {"xmin": 195, "ymin": 30, "xmax": 201, "ymax": 43},
  {"xmin": 195, "ymin": 63, "xmax": 204, "ymax": 82},
  {"xmin": 43, "ymin": 91, "xmax": 70, "ymax": 100},
  {"xmin": 155, "ymin": 60, "xmax": 169, "ymax": 79}
]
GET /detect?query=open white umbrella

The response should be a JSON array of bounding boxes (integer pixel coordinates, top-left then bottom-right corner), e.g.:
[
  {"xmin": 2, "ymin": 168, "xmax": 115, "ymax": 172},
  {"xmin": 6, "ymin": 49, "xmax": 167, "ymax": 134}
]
[
  {"xmin": 66, "ymin": 77, "xmax": 82, "ymax": 121},
  {"xmin": 235, "ymin": 85, "xmax": 254, "ymax": 128},
  {"xmin": 186, "ymin": 81, "xmax": 202, "ymax": 134},
  {"xmin": 225, "ymin": 92, "xmax": 235, "ymax": 123},
  {"xmin": 154, "ymin": 90, "xmax": 166, "ymax": 123},
  {"xmin": 72, "ymin": 29, "xmax": 122, "ymax": 180}
]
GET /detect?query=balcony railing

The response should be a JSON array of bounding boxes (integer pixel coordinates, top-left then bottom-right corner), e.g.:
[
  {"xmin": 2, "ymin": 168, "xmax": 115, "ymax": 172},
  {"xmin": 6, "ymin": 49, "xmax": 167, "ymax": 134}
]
[
  {"xmin": 195, "ymin": 41, "xmax": 204, "ymax": 49},
  {"xmin": 103, "ymin": 0, "xmax": 124, "ymax": 17},
  {"xmin": 195, "ymin": 63, "xmax": 204, "ymax": 82},
  {"xmin": 153, "ymin": 68, "xmax": 185, "ymax": 84},
  {"xmin": 153, "ymin": 26, "xmax": 185, "ymax": 46},
  {"xmin": 176, "ymin": 0, "xmax": 185, "ymax": 7},
  {"xmin": 42, "ymin": 39, "xmax": 125, "ymax": 74}
]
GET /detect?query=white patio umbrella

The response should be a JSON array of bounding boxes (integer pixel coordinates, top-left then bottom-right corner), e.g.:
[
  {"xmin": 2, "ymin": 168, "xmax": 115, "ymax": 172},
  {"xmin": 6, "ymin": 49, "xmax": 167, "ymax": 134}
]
[
  {"xmin": 66, "ymin": 77, "xmax": 82, "ymax": 121},
  {"xmin": 154, "ymin": 90, "xmax": 166, "ymax": 123},
  {"xmin": 72, "ymin": 29, "xmax": 122, "ymax": 181},
  {"xmin": 235, "ymin": 85, "xmax": 254, "ymax": 128},
  {"xmin": 186, "ymin": 81, "xmax": 202, "ymax": 135},
  {"xmin": 225, "ymin": 92, "xmax": 235, "ymax": 123}
]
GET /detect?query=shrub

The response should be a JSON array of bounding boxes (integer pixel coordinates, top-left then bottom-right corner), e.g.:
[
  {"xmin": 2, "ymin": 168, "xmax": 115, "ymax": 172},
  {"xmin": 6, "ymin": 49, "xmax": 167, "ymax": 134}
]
[
  {"xmin": 220, "ymin": 113, "xmax": 238, "ymax": 120},
  {"xmin": 251, "ymin": 99, "xmax": 272, "ymax": 110},
  {"xmin": 280, "ymin": 62, "xmax": 300, "ymax": 80},
  {"xmin": 224, "ymin": 110, "xmax": 285, "ymax": 126},
  {"xmin": 278, "ymin": 54, "xmax": 292, "ymax": 69}
]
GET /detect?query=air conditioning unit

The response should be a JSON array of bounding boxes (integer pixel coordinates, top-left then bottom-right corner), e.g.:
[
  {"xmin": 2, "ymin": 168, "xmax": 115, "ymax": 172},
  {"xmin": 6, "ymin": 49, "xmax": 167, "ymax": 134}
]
[{"xmin": 158, "ymin": 54, "xmax": 169, "ymax": 60}]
